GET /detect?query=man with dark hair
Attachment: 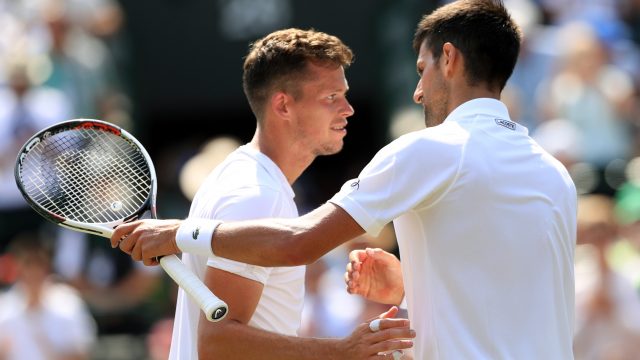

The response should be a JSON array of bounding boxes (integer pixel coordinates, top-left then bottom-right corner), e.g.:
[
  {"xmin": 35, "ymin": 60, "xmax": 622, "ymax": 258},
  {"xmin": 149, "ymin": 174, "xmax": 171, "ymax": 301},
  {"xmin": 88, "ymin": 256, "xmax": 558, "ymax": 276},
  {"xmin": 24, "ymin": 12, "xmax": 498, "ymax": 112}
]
[
  {"xmin": 161, "ymin": 28, "xmax": 413, "ymax": 359},
  {"xmin": 114, "ymin": 1, "xmax": 577, "ymax": 358}
]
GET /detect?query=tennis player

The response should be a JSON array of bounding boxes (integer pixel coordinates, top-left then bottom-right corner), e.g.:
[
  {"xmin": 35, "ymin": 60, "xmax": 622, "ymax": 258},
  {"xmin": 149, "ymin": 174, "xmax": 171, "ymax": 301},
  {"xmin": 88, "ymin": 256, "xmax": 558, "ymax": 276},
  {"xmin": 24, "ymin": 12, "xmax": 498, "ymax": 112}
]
[
  {"xmin": 163, "ymin": 28, "xmax": 413, "ymax": 359},
  {"xmin": 114, "ymin": 1, "xmax": 577, "ymax": 358}
]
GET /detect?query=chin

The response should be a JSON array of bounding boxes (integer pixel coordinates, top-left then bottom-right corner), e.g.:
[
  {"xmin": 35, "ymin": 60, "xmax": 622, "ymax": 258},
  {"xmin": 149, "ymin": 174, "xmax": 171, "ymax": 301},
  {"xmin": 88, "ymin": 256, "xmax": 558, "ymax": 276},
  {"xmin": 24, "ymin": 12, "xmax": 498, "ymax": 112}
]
[{"xmin": 318, "ymin": 143, "xmax": 344, "ymax": 156}]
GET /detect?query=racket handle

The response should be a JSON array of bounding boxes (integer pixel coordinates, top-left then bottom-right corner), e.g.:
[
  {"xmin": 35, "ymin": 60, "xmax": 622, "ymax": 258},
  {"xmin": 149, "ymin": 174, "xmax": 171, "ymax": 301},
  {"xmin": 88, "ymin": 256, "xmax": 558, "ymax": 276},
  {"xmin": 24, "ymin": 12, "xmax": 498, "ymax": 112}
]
[{"xmin": 159, "ymin": 255, "xmax": 228, "ymax": 322}]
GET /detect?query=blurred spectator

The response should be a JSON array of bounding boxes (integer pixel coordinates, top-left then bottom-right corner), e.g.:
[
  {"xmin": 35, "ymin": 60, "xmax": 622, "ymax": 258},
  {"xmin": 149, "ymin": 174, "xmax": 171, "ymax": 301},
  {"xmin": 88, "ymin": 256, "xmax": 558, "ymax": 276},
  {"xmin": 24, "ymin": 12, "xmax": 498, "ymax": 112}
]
[
  {"xmin": 53, "ymin": 229, "xmax": 164, "ymax": 336},
  {"xmin": 0, "ymin": 53, "xmax": 69, "ymax": 253},
  {"xmin": 0, "ymin": 0, "xmax": 131, "ymax": 252},
  {"xmin": 574, "ymin": 194, "xmax": 640, "ymax": 359},
  {"xmin": 532, "ymin": 117, "xmax": 581, "ymax": 169},
  {"xmin": 178, "ymin": 136, "xmax": 241, "ymax": 201},
  {"xmin": 537, "ymin": 22, "xmax": 638, "ymax": 194},
  {"xmin": 612, "ymin": 176, "xmax": 640, "ymax": 289},
  {"xmin": 0, "ymin": 231, "xmax": 96, "ymax": 360},
  {"xmin": 504, "ymin": 0, "xmax": 556, "ymax": 131},
  {"xmin": 39, "ymin": 0, "xmax": 121, "ymax": 120},
  {"xmin": 146, "ymin": 317, "xmax": 174, "ymax": 360}
]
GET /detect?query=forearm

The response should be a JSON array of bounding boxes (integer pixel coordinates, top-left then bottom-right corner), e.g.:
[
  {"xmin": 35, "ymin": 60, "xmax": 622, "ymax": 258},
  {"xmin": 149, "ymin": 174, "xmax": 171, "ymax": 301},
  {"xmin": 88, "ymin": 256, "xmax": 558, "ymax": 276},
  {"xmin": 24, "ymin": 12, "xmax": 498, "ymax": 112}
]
[
  {"xmin": 211, "ymin": 219, "xmax": 323, "ymax": 266},
  {"xmin": 199, "ymin": 319, "xmax": 344, "ymax": 360},
  {"xmin": 211, "ymin": 204, "xmax": 364, "ymax": 266}
]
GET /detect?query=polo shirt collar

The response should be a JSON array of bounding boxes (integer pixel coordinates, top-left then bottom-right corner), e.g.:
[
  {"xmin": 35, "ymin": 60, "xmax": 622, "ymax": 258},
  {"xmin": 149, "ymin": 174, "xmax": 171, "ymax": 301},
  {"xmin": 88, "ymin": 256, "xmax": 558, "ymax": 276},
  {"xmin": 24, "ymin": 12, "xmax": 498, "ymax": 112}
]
[{"xmin": 442, "ymin": 97, "xmax": 527, "ymax": 134}]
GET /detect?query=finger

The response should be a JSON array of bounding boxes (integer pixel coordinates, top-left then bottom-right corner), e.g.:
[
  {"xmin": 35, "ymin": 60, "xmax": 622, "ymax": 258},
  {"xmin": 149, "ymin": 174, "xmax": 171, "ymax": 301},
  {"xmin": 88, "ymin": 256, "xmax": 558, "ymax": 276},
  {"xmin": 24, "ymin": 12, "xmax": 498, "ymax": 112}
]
[
  {"xmin": 369, "ymin": 339, "xmax": 414, "ymax": 356},
  {"xmin": 111, "ymin": 222, "xmax": 139, "ymax": 248},
  {"xmin": 373, "ymin": 350, "xmax": 406, "ymax": 360},
  {"xmin": 132, "ymin": 240, "xmax": 143, "ymax": 262},
  {"xmin": 346, "ymin": 261, "xmax": 353, "ymax": 274},
  {"xmin": 367, "ymin": 326, "xmax": 415, "ymax": 349},
  {"xmin": 118, "ymin": 235, "xmax": 131, "ymax": 255},
  {"xmin": 350, "ymin": 264, "xmax": 360, "ymax": 279},
  {"xmin": 370, "ymin": 318, "xmax": 410, "ymax": 332},
  {"xmin": 380, "ymin": 306, "xmax": 399, "ymax": 319},
  {"xmin": 349, "ymin": 249, "xmax": 368, "ymax": 262},
  {"xmin": 142, "ymin": 255, "xmax": 154, "ymax": 266},
  {"xmin": 368, "ymin": 306, "xmax": 399, "ymax": 323},
  {"xmin": 119, "ymin": 230, "xmax": 139, "ymax": 255}
]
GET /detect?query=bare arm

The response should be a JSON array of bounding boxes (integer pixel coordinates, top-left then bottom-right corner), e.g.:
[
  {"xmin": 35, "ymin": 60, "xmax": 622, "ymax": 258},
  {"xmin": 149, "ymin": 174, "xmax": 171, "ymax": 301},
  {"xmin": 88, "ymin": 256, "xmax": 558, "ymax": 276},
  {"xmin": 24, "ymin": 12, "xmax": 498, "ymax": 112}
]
[
  {"xmin": 199, "ymin": 264, "xmax": 414, "ymax": 359},
  {"xmin": 212, "ymin": 203, "xmax": 365, "ymax": 266},
  {"xmin": 112, "ymin": 203, "xmax": 365, "ymax": 267}
]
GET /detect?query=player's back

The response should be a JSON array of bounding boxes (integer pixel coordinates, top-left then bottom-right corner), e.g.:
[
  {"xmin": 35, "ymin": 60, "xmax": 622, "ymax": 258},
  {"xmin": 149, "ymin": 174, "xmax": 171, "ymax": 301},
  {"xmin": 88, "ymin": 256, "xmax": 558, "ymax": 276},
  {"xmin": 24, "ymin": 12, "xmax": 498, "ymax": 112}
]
[{"xmin": 395, "ymin": 99, "xmax": 577, "ymax": 359}]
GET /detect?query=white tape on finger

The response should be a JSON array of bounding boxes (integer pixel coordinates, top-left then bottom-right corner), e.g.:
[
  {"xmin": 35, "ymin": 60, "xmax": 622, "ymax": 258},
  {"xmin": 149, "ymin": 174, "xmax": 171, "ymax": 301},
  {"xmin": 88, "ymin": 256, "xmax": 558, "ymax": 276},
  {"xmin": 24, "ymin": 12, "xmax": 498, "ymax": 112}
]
[
  {"xmin": 369, "ymin": 318, "xmax": 381, "ymax": 332},
  {"xmin": 392, "ymin": 350, "xmax": 403, "ymax": 360}
]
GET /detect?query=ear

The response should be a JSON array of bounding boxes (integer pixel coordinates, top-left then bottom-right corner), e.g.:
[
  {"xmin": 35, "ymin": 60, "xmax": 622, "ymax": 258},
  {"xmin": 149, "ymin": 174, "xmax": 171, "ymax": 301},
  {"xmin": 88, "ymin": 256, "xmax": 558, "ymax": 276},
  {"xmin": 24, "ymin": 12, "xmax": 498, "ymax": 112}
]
[
  {"xmin": 441, "ymin": 42, "xmax": 460, "ymax": 78},
  {"xmin": 270, "ymin": 92, "xmax": 294, "ymax": 120}
]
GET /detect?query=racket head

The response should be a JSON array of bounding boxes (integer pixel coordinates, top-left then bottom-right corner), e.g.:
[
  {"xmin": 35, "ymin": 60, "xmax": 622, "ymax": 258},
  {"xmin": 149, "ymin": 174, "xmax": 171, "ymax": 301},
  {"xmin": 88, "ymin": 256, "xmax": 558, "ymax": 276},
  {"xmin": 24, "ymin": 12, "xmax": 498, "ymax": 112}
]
[{"xmin": 14, "ymin": 119, "xmax": 157, "ymax": 237}]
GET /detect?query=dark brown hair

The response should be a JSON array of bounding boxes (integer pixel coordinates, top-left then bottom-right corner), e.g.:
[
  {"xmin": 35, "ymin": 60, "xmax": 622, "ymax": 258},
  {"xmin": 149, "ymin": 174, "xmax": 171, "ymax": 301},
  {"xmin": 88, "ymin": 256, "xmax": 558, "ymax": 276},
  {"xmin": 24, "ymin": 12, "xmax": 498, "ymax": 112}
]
[{"xmin": 413, "ymin": 0, "xmax": 521, "ymax": 91}]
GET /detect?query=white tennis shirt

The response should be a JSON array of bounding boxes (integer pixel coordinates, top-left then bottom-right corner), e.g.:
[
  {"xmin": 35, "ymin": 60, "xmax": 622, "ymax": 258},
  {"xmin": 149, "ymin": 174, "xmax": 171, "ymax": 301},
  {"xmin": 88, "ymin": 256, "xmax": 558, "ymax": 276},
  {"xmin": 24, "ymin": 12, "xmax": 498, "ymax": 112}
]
[
  {"xmin": 169, "ymin": 145, "xmax": 305, "ymax": 360},
  {"xmin": 330, "ymin": 98, "xmax": 577, "ymax": 359}
]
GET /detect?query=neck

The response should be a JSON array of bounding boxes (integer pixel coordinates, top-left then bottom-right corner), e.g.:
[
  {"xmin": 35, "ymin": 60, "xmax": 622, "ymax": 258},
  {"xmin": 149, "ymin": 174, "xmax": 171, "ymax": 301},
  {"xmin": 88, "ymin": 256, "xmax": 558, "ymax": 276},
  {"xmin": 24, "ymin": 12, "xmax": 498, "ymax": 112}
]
[
  {"xmin": 250, "ymin": 128, "xmax": 315, "ymax": 185},
  {"xmin": 447, "ymin": 84, "xmax": 501, "ymax": 114}
]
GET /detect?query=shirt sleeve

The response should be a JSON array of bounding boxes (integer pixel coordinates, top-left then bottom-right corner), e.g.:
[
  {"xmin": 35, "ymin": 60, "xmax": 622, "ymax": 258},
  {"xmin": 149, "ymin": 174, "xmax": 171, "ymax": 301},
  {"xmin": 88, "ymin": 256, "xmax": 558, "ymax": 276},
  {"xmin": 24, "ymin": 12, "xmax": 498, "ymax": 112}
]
[
  {"xmin": 205, "ymin": 186, "xmax": 287, "ymax": 284},
  {"xmin": 329, "ymin": 132, "xmax": 464, "ymax": 236}
]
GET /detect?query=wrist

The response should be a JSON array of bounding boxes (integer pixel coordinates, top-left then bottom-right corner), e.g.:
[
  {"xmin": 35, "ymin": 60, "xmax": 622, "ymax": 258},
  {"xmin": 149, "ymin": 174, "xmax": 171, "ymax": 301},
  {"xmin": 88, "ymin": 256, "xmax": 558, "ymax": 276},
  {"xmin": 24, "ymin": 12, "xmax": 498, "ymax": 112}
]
[{"xmin": 175, "ymin": 218, "xmax": 221, "ymax": 257}]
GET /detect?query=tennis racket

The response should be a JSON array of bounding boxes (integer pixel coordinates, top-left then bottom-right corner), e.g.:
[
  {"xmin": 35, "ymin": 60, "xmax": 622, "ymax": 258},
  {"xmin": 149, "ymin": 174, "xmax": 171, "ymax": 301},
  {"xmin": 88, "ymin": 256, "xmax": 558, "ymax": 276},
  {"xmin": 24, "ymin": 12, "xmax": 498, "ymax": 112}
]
[{"xmin": 14, "ymin": 119, "xmax": 228, "ymax": 322}]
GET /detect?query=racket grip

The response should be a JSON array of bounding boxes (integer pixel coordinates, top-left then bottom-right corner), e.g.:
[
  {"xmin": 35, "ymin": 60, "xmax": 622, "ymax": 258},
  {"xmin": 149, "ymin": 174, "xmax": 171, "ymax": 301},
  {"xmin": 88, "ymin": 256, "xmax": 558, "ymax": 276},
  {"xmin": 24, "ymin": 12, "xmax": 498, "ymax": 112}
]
[{"xmin": 159, "ymin": 255, "xmax": 228, "ymax": 322}]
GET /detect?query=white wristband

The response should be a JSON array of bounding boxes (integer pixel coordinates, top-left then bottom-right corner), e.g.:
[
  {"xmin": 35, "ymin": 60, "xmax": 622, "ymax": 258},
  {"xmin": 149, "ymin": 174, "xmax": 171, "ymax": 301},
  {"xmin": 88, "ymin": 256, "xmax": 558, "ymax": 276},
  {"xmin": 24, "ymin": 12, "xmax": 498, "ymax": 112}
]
[{"xmin": 176, "ymin": 219, "xmax": 221, "ymax": 257}]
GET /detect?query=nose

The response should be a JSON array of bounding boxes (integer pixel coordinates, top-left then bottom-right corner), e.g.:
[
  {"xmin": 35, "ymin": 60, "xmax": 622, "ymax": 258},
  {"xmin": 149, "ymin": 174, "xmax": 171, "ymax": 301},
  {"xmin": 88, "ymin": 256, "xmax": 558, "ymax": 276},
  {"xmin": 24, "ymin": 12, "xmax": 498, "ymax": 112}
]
[
  {"xmin": 341, "ymin": 98, "xmax": 355, "ymax": 118},
  {"xmin": 413, "ymin": 78, "xmax": 423, "ymax": 104}
]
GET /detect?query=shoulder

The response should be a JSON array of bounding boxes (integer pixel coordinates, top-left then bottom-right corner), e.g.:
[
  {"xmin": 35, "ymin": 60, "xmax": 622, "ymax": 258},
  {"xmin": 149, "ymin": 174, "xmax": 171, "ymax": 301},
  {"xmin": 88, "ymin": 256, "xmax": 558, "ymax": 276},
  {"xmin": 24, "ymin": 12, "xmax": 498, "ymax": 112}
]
[{"xmin": 375, "ymin": 125, "xmax": 468, "ymax": 165}]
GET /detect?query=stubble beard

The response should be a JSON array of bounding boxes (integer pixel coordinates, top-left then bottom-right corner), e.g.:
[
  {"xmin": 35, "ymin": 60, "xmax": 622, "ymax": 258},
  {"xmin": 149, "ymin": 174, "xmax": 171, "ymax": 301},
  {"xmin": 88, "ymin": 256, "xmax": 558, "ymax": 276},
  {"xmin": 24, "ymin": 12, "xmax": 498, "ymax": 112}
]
[
  {"xmin": 315, "ymin": 141, "xmax": 344, "ymax": 157},
  {"xmin": 423, "ymin": 82, "xmax": 449, "ymax": 128}
]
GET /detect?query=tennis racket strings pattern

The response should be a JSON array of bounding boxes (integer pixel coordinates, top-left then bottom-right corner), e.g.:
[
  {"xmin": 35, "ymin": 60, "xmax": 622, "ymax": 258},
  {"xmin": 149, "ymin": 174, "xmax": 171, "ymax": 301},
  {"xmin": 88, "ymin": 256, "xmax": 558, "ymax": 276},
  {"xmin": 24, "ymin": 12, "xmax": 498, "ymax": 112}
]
[
  {"xmin": 15, "ymin": 119, "xmax": 228, "ymax": 322},
  {"xmin": 19, "ymin": 122, "xmax": 153, "ymax": 233}
]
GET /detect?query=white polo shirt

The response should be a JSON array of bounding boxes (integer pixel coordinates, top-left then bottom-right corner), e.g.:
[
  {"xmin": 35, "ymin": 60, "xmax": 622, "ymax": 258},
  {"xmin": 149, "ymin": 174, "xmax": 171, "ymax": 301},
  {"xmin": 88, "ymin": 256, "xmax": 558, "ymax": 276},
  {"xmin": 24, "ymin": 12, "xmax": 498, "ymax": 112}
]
[
  {"xmin": 330, "ymin": 98, "xmax": 577, "ymax": 359},
  {"xmin": 169, "ymin": 145, "xmax": 305, "ymax": 360}
]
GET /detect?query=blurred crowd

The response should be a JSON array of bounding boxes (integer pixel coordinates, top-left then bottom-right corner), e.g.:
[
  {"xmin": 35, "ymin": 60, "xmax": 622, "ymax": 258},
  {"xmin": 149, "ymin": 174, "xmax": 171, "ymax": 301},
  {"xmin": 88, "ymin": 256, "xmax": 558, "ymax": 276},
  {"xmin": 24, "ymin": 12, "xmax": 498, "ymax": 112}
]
[{"xmin": 1, "ymin": 0, "xmax": 640, "ymax": 359}]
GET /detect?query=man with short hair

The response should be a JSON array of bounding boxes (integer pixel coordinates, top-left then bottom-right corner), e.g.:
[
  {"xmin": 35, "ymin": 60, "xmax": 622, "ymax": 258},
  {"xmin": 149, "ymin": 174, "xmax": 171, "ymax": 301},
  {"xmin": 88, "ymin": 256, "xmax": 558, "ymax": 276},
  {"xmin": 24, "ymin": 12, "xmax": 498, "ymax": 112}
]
[
  {"xmin": 115, "ymin": 2, "xmax": 577, "ymax": 358},
  {"xmin": 166, "ymin": 28, "xmax": 414, "ymax": 359}
]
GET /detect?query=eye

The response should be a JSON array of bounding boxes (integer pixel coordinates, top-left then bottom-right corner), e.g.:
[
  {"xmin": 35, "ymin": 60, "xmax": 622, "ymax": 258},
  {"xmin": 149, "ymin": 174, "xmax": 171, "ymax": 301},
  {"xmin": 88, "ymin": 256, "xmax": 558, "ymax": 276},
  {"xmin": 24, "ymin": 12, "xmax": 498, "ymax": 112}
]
[{"xmin": 327, "ymin": 94, "xmax": 337, "ymax": 101}]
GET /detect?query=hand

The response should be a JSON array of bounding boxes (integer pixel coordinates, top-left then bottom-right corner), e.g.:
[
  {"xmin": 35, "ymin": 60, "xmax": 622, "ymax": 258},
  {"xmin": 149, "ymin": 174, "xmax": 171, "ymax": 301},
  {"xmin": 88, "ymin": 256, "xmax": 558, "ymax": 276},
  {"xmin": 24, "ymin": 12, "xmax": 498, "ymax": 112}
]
[
  {"xmin": 345, "ymin": 248, "xmax": 404, "ymax": 305},
  {"xmin": 111, "ymin": 219, "xmax": 182, "ymax": 265},
  {"xmin": 338, "ymin": 306, "xmax": 414, "ymax": 359}
]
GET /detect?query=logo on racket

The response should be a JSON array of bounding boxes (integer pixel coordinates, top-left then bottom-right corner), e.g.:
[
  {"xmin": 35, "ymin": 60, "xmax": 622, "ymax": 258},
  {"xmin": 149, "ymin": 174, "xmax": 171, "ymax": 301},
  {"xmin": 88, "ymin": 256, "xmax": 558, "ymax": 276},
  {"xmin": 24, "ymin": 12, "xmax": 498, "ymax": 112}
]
[
  {"xmin": 213, "ymin": 308, "xmax": 227, "ymax": 320},
  {"xmin": 192, "ymin": 226, "xmax": 200, "ymax": 240},
  {"xmin": 110, "ymin": 201, "xmax": 123, "ymax": 211}
]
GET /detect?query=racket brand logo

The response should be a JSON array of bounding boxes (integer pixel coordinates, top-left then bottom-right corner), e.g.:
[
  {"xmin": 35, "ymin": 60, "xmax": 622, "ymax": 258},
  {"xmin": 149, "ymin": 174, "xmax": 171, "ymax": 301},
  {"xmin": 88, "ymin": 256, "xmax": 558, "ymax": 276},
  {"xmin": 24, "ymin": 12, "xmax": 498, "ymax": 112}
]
[
  {"xmin": 192, "ymin": 226, "xmax": 200, "ymax": 240},
  {"xmin": 110, "ymin": 201, "xmax": 123, "ymax": 211},
  {"xmin": 75, "ymin": 121, "xmax": 121, "ymax": 136},
  {"xmin": 350, "ymin": 179, "xmax": 360, "ymax": 191},
  {"xmin": 213, "ymin": 308, "xmax": 227, "ymax": 320}
]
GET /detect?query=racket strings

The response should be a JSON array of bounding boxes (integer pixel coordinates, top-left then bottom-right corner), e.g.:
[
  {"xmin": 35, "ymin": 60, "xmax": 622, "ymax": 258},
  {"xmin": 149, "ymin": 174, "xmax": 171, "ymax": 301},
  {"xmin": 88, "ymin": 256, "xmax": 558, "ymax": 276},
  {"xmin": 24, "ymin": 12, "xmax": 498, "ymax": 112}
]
[{"xmin": 19, "ymin": 127, "xmax": 152, "ymax": 224}]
